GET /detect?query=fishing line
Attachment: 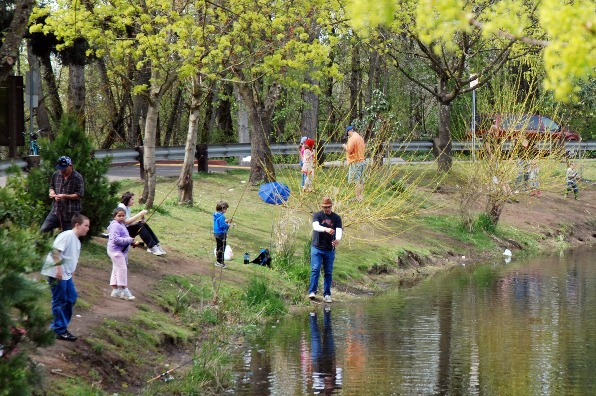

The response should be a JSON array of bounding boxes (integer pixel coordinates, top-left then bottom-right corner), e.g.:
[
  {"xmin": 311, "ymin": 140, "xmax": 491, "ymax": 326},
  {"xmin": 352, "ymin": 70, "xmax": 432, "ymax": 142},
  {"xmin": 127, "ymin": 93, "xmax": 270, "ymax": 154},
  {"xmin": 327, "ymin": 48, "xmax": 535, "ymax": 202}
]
[
  {"xmin": 228, "ymin": 176, "xmax": 251, "ymax": 223},
  {"xmin": 133, "ymin": 174, "xmax": 187, "ymax": 239}
]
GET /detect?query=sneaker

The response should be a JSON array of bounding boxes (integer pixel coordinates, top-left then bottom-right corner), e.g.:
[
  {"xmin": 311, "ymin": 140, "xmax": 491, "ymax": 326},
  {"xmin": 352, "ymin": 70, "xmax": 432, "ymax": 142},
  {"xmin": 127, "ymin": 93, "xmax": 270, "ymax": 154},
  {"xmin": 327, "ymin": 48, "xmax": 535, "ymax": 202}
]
[
  {"xmin": 156, "ymin": 245, "xmax": 166, "ymax": 255},
  {"xmin": 215, "ymin": 262, "xmax": 227, "ymax": 268},
  {"xmin": 110, "ymin": 289, "xmax": 122, "ymax": 298},
  {"xmin": 120, "ymin": 288, "xmax": 136, "ymax": 300},
  {"xmin": 308, "ymin": 292, "xmax": 316, "ymax": 300},
  {"xmin": 150, "ymin": 246, "xmax": 164, "ymax": 256},
  {"xmin": 56, "ymin": 331, "xmax": 77, "ymax": 341},
  {"xmin": 323, "ymin": 295, "xmax": 332, "ymax": 303}
]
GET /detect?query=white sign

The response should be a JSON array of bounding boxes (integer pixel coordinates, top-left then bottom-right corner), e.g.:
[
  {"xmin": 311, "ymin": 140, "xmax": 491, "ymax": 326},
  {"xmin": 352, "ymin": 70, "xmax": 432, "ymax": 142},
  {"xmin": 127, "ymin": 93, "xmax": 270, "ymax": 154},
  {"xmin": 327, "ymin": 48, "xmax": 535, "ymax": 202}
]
[{"xmin": 470, "ymin": 74, "xmax": 478, "ymax": 89}]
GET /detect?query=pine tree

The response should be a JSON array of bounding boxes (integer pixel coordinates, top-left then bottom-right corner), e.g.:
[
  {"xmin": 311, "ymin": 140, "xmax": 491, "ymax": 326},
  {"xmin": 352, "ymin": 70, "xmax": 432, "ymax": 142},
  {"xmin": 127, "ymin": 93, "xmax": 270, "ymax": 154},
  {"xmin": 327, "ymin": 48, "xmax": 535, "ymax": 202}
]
[{"xmin": 0, "ymin": 186, "xmax": 54, "ymax": 393}]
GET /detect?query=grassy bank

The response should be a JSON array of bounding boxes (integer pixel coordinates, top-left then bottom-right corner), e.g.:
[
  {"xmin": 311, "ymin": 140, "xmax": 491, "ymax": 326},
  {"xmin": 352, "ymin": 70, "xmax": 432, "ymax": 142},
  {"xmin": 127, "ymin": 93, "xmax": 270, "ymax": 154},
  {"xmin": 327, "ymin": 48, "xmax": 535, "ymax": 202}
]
[{"xmin": 40, "ymin": 162, "xmax": 596, "ymax": 394}]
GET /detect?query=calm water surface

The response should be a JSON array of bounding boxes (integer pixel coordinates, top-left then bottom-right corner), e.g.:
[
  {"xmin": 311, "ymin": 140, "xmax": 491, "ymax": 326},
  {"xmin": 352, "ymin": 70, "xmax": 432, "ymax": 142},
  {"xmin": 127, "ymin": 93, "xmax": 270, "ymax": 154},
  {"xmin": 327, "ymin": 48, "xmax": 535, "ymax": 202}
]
[{"xmin": 232, "ymin": 247, "xmax": 596, "ymax": 395}]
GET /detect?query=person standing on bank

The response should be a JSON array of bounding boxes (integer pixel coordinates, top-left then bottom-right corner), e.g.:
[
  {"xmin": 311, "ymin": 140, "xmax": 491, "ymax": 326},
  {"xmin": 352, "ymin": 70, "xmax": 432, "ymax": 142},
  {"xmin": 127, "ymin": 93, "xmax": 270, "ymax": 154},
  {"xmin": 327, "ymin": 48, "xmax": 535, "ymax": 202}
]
[
  {"xmin": 41, "ymin": 156, "xmax": 85, "ymax": 233},
  {"xmin": 118, "ymin": 192, "xmax": 165, "ymax": 256},
  {"xmin": 41, "ymin": 214, "xmax": 90, "ymax": 341},
  {"xmin": 302, "ymin": 138, "xmax": 315, "ymax": 192},
  {"xmin": 213, "ymin": 201, "xmax": 231, "ymax": 268},
  {"xmin": 308, "ymin": 197, "xmax": 342, "ymax": 303},
  {"xmin": 300, "ymin": 136, "xmax": 308, "ymax": 188},
  {"xmin": 343, "ymin": 126, "xmax": 366, "ymax": 201}
]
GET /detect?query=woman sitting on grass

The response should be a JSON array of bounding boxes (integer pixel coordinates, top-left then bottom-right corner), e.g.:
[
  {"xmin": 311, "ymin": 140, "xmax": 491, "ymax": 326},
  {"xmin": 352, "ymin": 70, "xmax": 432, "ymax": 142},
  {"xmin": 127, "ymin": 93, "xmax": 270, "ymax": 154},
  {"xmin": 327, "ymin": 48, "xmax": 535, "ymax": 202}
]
[{"xmin": 118, "ymin": 192, "xmax": 166, "ymax": 256}]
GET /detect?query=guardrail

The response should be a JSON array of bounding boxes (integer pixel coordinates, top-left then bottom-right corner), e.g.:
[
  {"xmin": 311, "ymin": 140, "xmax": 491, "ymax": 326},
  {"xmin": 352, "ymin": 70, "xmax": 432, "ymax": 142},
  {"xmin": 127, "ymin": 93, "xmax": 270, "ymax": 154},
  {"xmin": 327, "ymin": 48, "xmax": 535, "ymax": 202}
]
[{"xmin": 2, "ymin": 140, "xmax": 595, "ymax": 176}]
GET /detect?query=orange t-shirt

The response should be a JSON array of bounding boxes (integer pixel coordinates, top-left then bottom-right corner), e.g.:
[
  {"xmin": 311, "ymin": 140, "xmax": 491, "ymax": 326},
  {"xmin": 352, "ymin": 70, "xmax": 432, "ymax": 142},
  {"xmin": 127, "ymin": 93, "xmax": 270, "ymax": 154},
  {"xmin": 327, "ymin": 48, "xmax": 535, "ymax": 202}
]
[{"xmin": 346, "ymin": 132, "xmax": 365, "ymax": 164}]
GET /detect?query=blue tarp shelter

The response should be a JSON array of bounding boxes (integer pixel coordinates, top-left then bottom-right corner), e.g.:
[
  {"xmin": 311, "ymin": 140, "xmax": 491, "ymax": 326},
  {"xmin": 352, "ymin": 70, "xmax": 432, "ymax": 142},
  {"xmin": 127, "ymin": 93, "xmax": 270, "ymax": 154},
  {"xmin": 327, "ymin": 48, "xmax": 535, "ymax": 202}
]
[{"xmin": 258, "ymin": 182, "xmax": 290, "ymax": 205}]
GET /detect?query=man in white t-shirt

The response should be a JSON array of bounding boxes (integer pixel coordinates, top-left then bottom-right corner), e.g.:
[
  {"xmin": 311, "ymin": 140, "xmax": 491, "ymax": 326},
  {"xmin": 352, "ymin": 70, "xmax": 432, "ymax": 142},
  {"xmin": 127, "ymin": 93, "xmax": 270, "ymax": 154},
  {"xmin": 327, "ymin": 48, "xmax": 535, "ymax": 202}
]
[{"xmin": 41, "ymin": 214, "xmax": 90, "ymax": 341}]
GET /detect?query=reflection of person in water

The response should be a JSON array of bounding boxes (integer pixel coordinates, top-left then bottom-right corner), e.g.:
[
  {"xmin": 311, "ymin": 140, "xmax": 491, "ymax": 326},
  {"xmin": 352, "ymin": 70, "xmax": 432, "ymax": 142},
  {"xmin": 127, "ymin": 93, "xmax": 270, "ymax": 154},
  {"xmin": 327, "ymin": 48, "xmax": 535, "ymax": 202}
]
[{"xmin": 310, "ymin": 308, "xmax": 342, "ymax": 394}]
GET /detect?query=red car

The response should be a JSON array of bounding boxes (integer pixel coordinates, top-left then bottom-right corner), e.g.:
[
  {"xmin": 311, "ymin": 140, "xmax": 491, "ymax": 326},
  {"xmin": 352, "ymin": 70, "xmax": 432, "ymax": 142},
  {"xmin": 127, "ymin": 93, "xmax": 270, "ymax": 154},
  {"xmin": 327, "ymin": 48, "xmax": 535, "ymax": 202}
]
[{"xmin": 469, "ymin": 114, "xmax": 581, "ymax": 141}]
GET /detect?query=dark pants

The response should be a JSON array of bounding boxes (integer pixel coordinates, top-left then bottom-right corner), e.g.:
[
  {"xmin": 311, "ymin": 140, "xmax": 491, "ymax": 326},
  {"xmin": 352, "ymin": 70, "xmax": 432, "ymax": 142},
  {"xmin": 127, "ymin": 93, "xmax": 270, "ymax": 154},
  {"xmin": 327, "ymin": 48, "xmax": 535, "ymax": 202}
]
[
  {"xmin": 126, "ymin": 222, "xmax": 159, "ymax": 248},
  {"xmin": 41, "ymin": 212, "xmax": 72, "ymax": 233},
  {"xmin": 215, "ymin": 234, "xmax": 226, "ymax": 264},
  {"xmin": 48, "ymin": 277, "xmax": 78, "ymax": 335}
]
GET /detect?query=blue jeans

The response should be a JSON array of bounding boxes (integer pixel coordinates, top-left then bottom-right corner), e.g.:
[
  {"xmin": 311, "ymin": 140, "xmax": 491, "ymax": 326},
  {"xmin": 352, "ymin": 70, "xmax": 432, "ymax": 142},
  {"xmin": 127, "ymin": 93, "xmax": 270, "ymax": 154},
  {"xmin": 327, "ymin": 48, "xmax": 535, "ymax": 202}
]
[
  {"xmin": 48, "ymin": 277, "xmax": 78, "ymax": 334},
  {"xmin": 309, "ymin": 246, "xmax": 335, "ymax": 296}
]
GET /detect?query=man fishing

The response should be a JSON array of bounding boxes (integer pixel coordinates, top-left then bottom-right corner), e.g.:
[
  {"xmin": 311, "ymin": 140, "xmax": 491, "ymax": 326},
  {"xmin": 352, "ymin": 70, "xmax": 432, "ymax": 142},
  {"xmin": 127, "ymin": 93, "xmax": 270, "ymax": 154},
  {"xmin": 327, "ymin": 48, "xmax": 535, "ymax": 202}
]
[{"xmin": 308, "ymin": 197, "xmax": 343, "ymax": 303}]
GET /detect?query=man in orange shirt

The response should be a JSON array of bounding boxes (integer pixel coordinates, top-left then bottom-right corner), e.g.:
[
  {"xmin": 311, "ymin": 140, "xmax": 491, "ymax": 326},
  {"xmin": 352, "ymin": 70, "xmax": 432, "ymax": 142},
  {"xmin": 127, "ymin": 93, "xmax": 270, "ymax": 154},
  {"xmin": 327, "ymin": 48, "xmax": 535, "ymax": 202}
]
[{"xmin": 342, "ymin": 125, "xmax": 366, "ymax": 201}]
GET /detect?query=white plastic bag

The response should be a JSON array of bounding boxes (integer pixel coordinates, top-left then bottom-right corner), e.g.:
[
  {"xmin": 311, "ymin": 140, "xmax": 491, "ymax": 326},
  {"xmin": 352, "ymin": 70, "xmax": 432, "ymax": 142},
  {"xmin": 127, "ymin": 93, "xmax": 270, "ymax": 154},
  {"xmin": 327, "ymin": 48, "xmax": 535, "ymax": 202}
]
[{"xmin": 214, "ymin": 245, "xmax": 234, "ymax": 261}]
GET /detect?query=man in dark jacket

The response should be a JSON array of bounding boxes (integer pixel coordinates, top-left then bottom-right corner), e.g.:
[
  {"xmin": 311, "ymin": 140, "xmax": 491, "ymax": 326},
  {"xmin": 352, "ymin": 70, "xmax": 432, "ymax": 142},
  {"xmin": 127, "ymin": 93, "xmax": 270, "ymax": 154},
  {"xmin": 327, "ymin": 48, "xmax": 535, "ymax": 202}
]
[{"xmin": 41, "ymin": 156, "xmax": 85, "ymax": 233}]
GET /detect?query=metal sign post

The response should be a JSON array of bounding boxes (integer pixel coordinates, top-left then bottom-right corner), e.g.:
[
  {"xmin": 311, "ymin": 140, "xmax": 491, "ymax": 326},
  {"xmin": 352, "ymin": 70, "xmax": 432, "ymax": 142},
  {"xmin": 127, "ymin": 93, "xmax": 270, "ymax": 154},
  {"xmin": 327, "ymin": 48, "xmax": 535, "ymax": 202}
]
[
  {"xmin": 25, "ymin": 70, "xmax": 40, "ymax": 145},
  {"xmin": 470, "ymin": 75, "xmax": 478, "ymax": 162}
]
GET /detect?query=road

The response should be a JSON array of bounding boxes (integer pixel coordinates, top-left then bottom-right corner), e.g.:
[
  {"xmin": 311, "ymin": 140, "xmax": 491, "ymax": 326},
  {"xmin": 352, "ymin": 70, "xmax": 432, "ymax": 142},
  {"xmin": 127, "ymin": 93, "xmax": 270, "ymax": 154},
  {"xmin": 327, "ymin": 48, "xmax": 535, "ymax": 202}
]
[{"xmin": 0, "ymin": 162, "xmax": 251, "ymax": 187}]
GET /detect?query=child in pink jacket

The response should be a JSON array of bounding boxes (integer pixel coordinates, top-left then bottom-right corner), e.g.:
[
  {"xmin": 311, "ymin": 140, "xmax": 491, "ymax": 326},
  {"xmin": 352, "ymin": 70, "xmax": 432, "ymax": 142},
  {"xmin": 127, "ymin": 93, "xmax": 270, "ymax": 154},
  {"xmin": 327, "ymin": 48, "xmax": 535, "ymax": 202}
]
[{"xmin": 107, "ymin": 207, "xmax": 139, "ymax": 300}]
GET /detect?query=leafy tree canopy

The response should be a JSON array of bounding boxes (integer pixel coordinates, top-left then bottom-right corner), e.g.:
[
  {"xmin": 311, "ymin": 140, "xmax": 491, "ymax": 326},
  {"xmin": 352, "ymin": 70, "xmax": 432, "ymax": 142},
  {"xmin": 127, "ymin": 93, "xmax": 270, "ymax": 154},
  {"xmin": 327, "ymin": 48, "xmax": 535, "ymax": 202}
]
[{"xmin": 346, "ymin": 0, "xmax": 595, "ymax": 101}]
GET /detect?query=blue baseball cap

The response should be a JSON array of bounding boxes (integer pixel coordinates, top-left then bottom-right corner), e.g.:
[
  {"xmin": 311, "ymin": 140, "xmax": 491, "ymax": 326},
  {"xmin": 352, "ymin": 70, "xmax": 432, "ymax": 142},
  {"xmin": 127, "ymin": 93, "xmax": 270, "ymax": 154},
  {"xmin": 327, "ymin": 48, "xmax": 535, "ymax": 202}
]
[
  {"xmin": 55, "ymin": 156, "xmax": 73, "ymax": 170},
  {"xmin": 346, "ymin": 125, "xmax": 354, "ymax": 134}
]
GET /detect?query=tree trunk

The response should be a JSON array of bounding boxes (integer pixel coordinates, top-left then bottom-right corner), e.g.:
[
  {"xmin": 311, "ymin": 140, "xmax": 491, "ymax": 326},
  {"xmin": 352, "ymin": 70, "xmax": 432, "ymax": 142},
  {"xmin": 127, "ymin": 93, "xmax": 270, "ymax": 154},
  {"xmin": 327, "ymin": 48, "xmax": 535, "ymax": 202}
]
[
  {"xmin": 300, "ymin": 77, "xmax": 319, "ymax": 138},
  {"xmin": 38, "ymin": 51, "xmax": 63, "ymax": 134},
  {"xmin": 349, "ymin": 43, "xmax": 361, "ymax": 123},
  {"xmin": 217, "ymin": 83, "xmax": 234, "ymax": 142},
  {"xmin": 199, "ymin": 90, "xmax": 213, "ymax": 143},
  {"xmin": 178, "ymin": 77, "xmax": 201, "ymax": 205},
  {"xmin": 98, "ymin": 58, "xmax": 127, "ymax": 149},
  {"xmin": 25, "ymin": 43, "xmax": 52, "ymax": 134},
  {"xmin": 130, "ymin": 64, "xmax": 150, "ymax": 146},
  {"xmin": 235, "ymin": 86, "xmax": 250, "ymax": 144},
  {"xmin": 324, "ymin": 54, "xmax": 336, "ymax": 140},
  {"xmin": 164, "ymin": 86, "xmax": 184, "ymax": 146},
  {"xmin": 156, "ymin": 114, "xmax": 162, "ymax": 146},
  {"xmin": 0, "ymin": 0, "xmax": 35, "ymax": 84},
  {"xmin": 141, "ymin": 93, "xmax": 160, "ymax": 207},
  {"xmin": 247, "ymin": 106, "xmax": 276, "ymax": 183},
  {"xmin": 235, "ymin": 81, "xmax": 279, "ymax": 184},
  {"xmin": 365, "ymin": 48, "xmax": 380, "ymax": 110},
  {"xmin": 140, "ymin": 68, "xmax": 176, "ymax": 207},
  {"xmin": 435, "ymin": 78, "xmax": 453, "ymax": 172},
  {"xmin": 67, "ymin": 64, "xmax": 85, "ymax": 126}
]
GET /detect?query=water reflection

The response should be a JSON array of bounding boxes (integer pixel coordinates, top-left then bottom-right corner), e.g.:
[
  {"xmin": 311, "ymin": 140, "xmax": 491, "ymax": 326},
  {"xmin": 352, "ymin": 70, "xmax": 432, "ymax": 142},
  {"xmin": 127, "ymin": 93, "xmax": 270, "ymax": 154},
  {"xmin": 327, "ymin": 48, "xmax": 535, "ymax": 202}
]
[
  {"xmin": 232, "ymin": 247, "xmax": 596, "ymax": 395},
  {"xmin": 308, "ymin": 308, "xmax": 342, "ymax": 394}
]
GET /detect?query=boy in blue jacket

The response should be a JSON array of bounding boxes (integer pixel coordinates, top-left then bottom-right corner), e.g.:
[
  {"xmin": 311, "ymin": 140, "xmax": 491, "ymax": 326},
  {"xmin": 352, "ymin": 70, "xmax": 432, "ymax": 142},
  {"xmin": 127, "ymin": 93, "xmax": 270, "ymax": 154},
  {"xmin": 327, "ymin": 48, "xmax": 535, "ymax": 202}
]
[{"xmin": 213, "ymin": 201, "xmax": 231, "ymax": 268}]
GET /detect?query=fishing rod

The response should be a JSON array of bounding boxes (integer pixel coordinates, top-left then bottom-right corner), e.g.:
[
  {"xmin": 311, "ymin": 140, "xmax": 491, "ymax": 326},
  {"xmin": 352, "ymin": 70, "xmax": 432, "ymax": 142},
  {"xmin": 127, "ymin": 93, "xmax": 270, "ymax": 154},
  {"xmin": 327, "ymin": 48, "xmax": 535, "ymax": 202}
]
[{"xmin": 146, "ymin": 357, "xmax": 195, "ymax": 383}]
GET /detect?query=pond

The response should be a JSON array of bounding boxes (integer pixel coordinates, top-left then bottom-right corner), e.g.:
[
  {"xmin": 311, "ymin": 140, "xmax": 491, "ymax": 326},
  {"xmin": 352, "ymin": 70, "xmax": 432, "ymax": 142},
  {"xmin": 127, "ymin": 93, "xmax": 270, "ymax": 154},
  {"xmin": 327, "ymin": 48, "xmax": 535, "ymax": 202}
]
[{"xmin": 232, "ymin": 247, "xmax": 596, "ymax": 395}]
